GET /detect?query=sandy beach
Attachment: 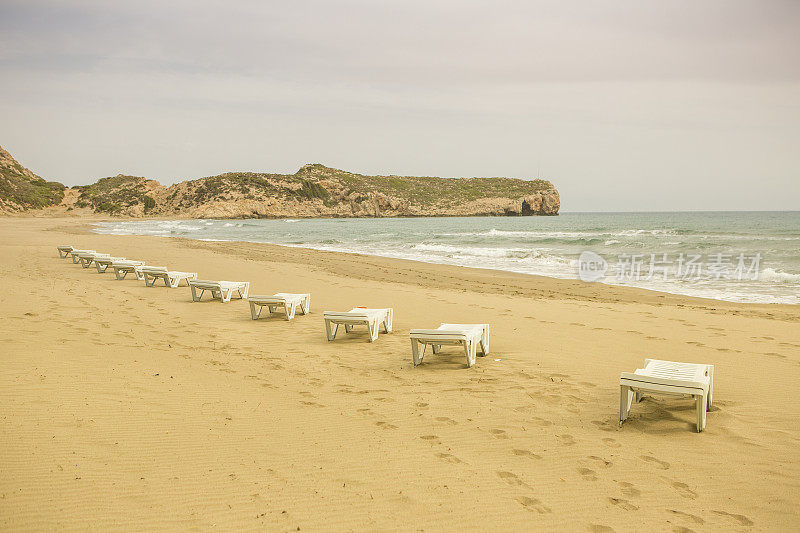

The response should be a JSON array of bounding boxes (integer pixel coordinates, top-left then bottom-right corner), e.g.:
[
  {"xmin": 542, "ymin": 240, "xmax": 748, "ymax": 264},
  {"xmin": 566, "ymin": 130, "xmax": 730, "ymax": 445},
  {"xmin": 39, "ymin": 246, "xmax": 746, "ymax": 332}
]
[{"xmin": 0, "ymin": 216, "xmax": 798, "ymax": 531}]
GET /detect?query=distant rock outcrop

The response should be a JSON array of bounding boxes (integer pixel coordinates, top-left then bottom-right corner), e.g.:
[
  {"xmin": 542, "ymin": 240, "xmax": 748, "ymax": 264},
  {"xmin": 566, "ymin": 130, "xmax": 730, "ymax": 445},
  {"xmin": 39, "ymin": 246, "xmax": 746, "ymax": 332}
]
[{"xmin": 1, "ymin": 146, "xmax": 560, "ymax": 217}]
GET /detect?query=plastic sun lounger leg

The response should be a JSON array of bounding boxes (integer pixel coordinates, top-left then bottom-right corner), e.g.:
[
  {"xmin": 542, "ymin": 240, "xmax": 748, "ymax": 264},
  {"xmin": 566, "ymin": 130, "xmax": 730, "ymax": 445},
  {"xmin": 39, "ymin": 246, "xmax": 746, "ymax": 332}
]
[
  {"xmin": 190, "ymin": 285, "xmax": 199, "ymax": 301},
  {"xmin": 222, "ymin": 289, "xmax": 232, "ymax": 303},
  {"xmin": 696, "ymin": 394, "xmax": 707, "ymax": 433},
  {"xmin": 384, "ymin": 310, "xmax": 393, "ymax": 333},
  {"xmin": 325, "ymin": 320, "xmax": 338, "ymax": 341},
  {"xmin": 367, "ymin": 321, "xmax": 378, "ymax": 342},
  {"xmin": 286, "ymin": 302, "xmax": 296, "ymax": 321},
  {"xmin": 345, "ymin": 324, "xmax": 353, "ymax": 333},
  {"xmin": 145, "ymin": 274, "xmax": 155, "ymax": 287},
  {"xmin": 432, "ymin": 344, "xmax": 441, "ymax": 354},
  {"xmin": 707, "ymin": 365, "xmax": 714, "ymax": 407},
  {"xmin": 301, "ymin": 295, "xmax": 310, "ymax": 314},
  {"xmin": 619, "ymin": 385, "xmax": 633, "ymax": 426},
  {"xmin": 249, "ymin": 301, "xmax": 262, "ymax": 320},
  {"xmin": 411, "ymin": 339, "xmax": 426, "ymax": 366},
  {"xmin": 463, "ymin": 340, "xmax": 475, "ymax": 367}
]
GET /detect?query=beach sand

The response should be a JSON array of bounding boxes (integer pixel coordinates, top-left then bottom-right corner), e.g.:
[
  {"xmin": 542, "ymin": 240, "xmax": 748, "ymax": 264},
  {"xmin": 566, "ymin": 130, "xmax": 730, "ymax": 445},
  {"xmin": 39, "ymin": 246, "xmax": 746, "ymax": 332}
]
[{"xmin": 0, "ymin": 216, "xmax": 798, "ymax": 531}]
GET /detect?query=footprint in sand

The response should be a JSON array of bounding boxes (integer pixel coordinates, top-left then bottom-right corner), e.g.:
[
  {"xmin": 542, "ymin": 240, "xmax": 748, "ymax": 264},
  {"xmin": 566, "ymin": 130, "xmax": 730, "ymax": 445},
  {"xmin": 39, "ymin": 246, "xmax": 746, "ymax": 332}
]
[
  {"xmin": 640, "ymin": 455, "xmax": 670, "ymax": 470},
  {"xmin": 712, "ymin": 510, "xmax": 754, "ymax": 526},
  {"xmin": 617, "ymin": 481, "xmax": 640, "ymax": 497},
  {"xmin": 529, "ymin": 417, "xmax": 553, "ymax": 427},
  {"xmin": 602, "ymin": 438, "xmax": 621, "ymax": 448},
  {"xmin": 607, "ymin": 497, "xmax": 639, "ymax": 511},
  {"xmin": 419, "ymin": 435, "xmax": 438, "ymax": 441},
  {"xmin": 670, "ymin": 482, "xmax": 697, "ymax": 499},
  {"xmin": 517, "ymin": 496, "xmax": 551, "ymax": 514},
  {"xmin": 496, "ymin": 471, "xmax": 531, "ymax": 488},
  {"xmin": 686, "ymin": 341, "xmax": 705, "ymax": 347},
  {"xmin": 375, "ymin": 421, "xmax": 398, "ymax": 430},
  {"xmin": 587, "ymin": 456, "xmax": 613, "ymax": 469},
  {"xmin": 435, "ymin": 452, "xmax": 464, "ymax": 464},
  {"xmin": 668, "ymin": 509, "xmax": 704, "ymax": 525},
  {"xmin": 557, "ymin": 434, "xmax": 576, "ymax": 446},
  {"xmin": 587, "ymin": 525, "xmax": 615, "ymax": 533},
  {"xmin": 435, "ymin": 417, "xmax": 458, "ymax": 425},
  {"xmin": 578, "ymin": 468, "xmax": 597, "ymax": 481},
  {"xmin": 591, "ymin": 420, "xmax": 616, "ymax": 432},
  {"xmin": 300, "ymin": 401, "xmax": 325, "ymax": 408},
  {"xmin": 489, "ymin": 429, "xmax": 510, "ymax": 439},
  {"xmin": 512, "ymin": 449, "xmax": 542, "ymax": 460}
]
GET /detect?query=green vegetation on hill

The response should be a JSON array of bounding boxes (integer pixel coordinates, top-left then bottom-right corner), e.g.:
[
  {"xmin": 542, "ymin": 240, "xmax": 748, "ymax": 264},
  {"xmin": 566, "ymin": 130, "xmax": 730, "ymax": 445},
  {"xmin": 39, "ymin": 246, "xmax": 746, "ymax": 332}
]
[
  {"xmin": 75, "ymin": 175, "xmax": 156, "ymax": 214},
  {"xmin": 298, "ymin": 164, "xmax": 552, "ymax": 207},
  {"xmin": 176, "ymin": 172, "xmax": 334, "ymax": 207},
  {"xmin": 0, "ymin": 149, "xmax": 65, "ymax": 209}
]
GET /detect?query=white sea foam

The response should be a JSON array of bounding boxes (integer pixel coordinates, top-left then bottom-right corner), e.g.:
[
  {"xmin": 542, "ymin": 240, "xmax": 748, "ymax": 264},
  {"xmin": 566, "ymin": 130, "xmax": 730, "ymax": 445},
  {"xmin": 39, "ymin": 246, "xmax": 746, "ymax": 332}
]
[{"xmin": 759, "ymin": 268, "xmax": 800, "ymax": 283}]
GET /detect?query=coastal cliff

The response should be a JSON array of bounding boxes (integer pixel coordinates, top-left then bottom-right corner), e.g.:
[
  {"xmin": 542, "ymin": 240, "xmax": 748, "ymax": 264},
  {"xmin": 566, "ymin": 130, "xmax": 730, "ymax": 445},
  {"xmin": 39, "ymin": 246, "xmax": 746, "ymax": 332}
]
[{"xmin": 1, "ymin": 146, "xmax": 559, "ymax": 217}]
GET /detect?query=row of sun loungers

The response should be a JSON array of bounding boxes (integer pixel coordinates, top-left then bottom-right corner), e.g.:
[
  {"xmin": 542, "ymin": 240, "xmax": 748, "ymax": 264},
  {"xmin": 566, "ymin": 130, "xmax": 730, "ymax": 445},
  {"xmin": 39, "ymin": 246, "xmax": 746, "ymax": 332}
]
[{"xmin": 56, "ymin": 244, "xmax": 715, "ymax": 432}]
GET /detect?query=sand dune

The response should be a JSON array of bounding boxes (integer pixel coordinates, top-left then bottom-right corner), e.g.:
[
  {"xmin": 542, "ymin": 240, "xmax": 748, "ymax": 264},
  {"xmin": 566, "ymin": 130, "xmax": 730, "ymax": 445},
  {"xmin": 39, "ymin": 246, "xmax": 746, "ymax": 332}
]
[{"xmin": 0, "ymin": 217, "xmax": 798, "ymax": 531}]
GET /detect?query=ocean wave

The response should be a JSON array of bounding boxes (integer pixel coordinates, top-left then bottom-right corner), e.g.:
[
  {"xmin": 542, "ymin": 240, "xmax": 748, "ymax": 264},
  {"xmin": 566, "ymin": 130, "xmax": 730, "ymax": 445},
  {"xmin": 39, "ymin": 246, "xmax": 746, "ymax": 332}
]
[{"xmin": 759, "ymin": 268, "xmax": 800, "ymax": 283}]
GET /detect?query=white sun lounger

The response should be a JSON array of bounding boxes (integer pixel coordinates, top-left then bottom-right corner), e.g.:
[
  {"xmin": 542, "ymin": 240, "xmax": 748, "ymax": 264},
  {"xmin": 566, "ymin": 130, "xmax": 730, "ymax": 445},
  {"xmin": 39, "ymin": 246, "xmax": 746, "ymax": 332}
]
[
  {"xmin": 140, "ymin": 266, "xmax": 197, "ymax": 288},
  {"xmin": 189, "ymin": 280, "xmax": 250, "ymax": 303},
  {"xmin": 93, "ymin": 256, "xmax": 126, "ymax": 273},
  {"xmin": 69, "ymin": 249, "xmax": 96, "ymax": 264},
  {"xmin": 77, "ymin": 251, "xmax": 111, "ymax": 268},
  {"xmin": 619, "ymin": 358, "xmax": 714, "ymax": 433},
  {"xmin": 111, "ymin": 260, "xmax": 147, "ymax": 280},
  {"xmin": 57, "ymin": 245, "xmax": 74, "ymax": 258},
  {"xmin": 410, "ymin": 323, "xmax": 490, "ymax": 368},
  {"xmin": 323, "ymin": 308, "xmax": 393, "ymax": 342},
  {"xmin": 248, "ymin": 293, "xmax": 310, "ymax": 321}
]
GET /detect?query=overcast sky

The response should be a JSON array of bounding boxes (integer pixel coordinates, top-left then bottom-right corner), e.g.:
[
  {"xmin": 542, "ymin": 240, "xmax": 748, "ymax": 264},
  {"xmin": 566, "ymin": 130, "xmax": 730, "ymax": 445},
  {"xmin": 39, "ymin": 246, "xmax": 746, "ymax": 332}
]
[{"xmin": 1, "ymin": 0, "xmax": 798, "ymax": 211}]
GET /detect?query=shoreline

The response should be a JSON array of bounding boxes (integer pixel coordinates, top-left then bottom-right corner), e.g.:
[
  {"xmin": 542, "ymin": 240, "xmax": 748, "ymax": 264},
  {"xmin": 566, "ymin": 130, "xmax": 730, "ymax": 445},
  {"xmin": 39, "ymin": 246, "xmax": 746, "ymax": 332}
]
[
  {"xmin": 1, "ymin": 216, "xmax": 798, "ymax": 530},
  {"xmin": 86, "ymin": 217, "xmax": 800, "ymax": 311}
]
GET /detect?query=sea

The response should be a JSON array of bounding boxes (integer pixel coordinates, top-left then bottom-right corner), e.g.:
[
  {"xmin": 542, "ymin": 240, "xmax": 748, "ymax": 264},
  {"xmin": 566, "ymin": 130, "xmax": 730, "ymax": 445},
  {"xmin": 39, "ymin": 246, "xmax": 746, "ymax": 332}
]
[{"xmin": 92, "ymin": 211, "xmax": 800, "ymax": 305}]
